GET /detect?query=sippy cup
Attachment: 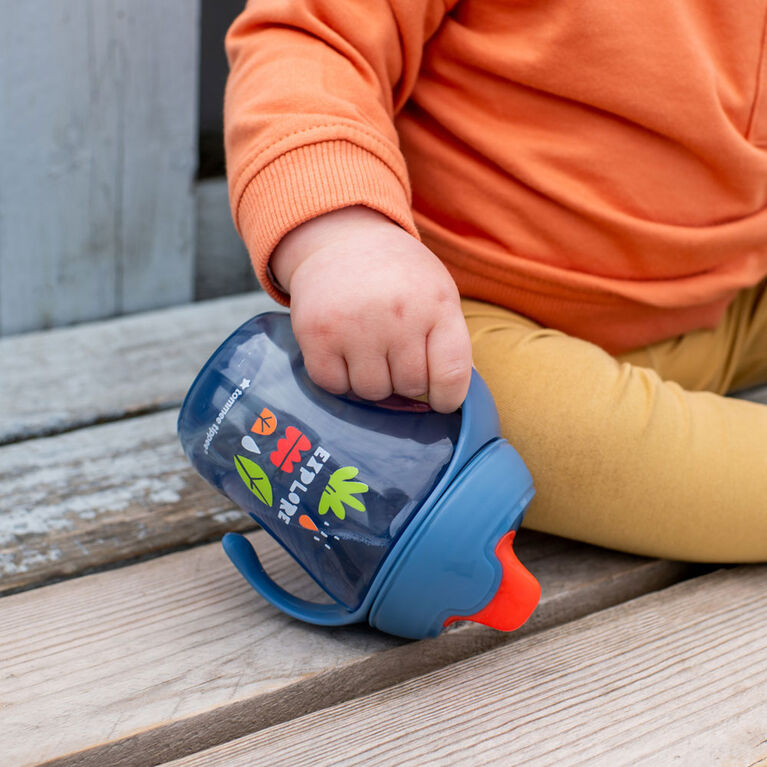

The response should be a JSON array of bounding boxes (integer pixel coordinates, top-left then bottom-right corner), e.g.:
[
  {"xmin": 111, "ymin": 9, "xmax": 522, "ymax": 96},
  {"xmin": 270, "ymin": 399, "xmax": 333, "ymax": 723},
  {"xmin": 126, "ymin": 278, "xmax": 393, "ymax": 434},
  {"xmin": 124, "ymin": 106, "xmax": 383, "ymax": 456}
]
[{"xmin": 177, "ymin": 311, "xmax": 540, "ymax": 639}]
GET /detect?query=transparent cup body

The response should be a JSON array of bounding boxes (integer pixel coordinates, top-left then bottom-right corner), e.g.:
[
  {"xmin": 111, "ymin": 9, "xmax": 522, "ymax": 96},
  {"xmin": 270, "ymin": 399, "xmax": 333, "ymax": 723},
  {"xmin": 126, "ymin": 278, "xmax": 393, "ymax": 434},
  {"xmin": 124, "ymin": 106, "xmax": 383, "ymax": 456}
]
[{"xmin": 178, "ymin": 312, "xmax": 461, "ymax": 609}]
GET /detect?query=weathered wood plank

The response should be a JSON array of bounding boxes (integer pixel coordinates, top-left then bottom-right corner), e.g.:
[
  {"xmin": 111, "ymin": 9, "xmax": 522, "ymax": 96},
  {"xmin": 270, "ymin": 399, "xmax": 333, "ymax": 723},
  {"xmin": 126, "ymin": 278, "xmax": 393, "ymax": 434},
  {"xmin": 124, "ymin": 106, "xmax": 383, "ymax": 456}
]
[
  {"xmin": 0, "ymin": 410, "xmax": 255, "ymax": 595},
  {"xmin": 195, "ymin": 178, "xmax": 257, "ymax": 300},
  {"xmin": 0, "ymin": 529, "xmax": 694, "ymax": 767},
  {"xmin": 1, "ymin": 394, "xmax": 707, "ymax": 615},
  {"xmin": 2, "ymin": 299, "xmax": 709, "ymax": 598},
  {"xmin": 0, "ymin": 0, "xmax": 199, "ymax": 336},
  {"xmin": 0, "ymin": 395, "xmax": 699, "ymax": 601},
  {"xmin": 165, "ymin": 566, "xmax": 767, "ymax": 767},
  {"xmin": 0, "ymin": 293, "xmax": 277, "ymax": 445}
]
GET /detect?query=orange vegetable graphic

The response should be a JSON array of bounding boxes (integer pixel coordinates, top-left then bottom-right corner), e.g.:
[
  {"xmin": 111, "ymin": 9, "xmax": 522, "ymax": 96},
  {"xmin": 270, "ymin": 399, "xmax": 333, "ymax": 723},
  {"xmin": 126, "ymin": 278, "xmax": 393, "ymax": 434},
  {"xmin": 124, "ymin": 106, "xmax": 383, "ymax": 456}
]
[
  {"xmin": 270, "ymin": 426, "xmax": 311, "ymax": 473},
  {"xmin": 298, "ymin": 514, "xmax": 319, "ymax": 532},
  {"xmin": 251, "ymin": 407, "xmax": 277, "ymax": 436}
]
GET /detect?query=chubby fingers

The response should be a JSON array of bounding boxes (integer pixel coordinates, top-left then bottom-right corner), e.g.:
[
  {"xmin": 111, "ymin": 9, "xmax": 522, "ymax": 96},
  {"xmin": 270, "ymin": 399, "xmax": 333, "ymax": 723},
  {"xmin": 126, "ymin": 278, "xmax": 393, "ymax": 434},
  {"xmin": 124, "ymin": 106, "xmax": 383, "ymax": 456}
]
[
  {"xmin": 425, "ymin": 311, "xmax": 473, "ymax": 412},
  {"xmin": 297, "ymin": 322, "xmax": 393, "ymax": 401},
  {"xmin": 300, "ymin": 343, "xmax": 351, "ymax": 395},
  {"xmin": 295, "ymin": 307, "xmax": 472, "ymax": 412},
  {"xmin": 346, "ymin": 352, "xmax": 393, "ymax": 401},
  {"xmin": 387, "ymin": 338, "xmax": 429, "ymax": 399}
]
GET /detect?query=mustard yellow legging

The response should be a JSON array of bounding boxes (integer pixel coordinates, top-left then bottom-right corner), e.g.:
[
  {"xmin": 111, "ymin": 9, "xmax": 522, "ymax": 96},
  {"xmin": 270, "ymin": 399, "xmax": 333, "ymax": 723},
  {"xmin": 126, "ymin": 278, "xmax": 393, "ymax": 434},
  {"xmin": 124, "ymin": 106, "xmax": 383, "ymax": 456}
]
[{"xmin": 462, "ymin": 279, "xmax": 767, "ymax": 563}]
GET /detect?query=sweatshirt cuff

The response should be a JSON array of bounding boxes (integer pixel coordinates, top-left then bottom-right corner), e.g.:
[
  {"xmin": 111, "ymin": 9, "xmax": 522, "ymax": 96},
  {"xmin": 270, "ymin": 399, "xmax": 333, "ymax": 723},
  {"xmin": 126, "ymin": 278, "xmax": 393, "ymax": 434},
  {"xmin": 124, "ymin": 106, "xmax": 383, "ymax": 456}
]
[{"xmin": 234, "ymin": 139, "xmax": 420, "ymax": 304}]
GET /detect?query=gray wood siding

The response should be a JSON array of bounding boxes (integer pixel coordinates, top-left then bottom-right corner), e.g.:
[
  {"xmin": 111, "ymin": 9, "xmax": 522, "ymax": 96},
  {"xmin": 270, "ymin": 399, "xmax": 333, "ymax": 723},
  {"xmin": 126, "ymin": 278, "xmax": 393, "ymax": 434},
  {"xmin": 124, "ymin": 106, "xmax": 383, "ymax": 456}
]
[{"xmin": 0, "ymin": 0, "xmax": 200, "ymax": 335}]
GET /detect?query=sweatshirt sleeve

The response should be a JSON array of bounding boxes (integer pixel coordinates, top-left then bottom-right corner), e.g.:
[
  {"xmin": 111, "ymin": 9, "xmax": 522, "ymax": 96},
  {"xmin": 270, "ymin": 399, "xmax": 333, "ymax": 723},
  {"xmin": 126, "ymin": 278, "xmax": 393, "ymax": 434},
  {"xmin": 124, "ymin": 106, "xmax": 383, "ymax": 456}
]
[{"xmin": 224, "ymin": 0, "xmax": 452, "ymax": 303}]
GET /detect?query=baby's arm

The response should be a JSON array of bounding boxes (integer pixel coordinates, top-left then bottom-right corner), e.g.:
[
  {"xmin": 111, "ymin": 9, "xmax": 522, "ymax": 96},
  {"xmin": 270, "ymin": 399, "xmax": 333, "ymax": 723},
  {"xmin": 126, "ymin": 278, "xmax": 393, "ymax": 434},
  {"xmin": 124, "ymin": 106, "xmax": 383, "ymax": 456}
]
[
  {"xmin": 224, "ymin": 0, "xmax": 470, "ymax": 411},
  {"xmin": 271, "ymin": 205, "xmax": 472, "ymax": 412}
]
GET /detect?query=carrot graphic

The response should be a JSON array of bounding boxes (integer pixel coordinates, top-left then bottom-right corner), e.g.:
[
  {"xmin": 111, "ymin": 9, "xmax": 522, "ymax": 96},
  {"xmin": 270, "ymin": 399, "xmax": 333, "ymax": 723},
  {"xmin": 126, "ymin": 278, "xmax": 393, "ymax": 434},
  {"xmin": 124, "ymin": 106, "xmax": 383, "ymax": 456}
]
[{"xmin": 298, "ymin": 514, "xmax": 319, "ymax": 532}]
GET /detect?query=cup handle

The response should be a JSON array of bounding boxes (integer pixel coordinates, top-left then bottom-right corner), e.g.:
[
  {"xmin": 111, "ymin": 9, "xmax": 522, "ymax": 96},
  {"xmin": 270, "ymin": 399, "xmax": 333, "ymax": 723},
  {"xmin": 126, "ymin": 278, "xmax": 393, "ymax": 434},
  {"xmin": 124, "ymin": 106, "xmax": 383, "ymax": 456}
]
[{"xmin": 221, "ymin": 533, "xmax": 360, "ymax": 626}]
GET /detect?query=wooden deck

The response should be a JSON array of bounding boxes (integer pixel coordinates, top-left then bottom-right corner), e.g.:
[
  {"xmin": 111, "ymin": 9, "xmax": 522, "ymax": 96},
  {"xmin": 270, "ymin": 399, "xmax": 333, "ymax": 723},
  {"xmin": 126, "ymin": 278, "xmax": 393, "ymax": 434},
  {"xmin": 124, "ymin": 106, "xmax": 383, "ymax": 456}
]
[{"xmin": 1, "ymin": 293, "xmax": 765, "ymax": 767}]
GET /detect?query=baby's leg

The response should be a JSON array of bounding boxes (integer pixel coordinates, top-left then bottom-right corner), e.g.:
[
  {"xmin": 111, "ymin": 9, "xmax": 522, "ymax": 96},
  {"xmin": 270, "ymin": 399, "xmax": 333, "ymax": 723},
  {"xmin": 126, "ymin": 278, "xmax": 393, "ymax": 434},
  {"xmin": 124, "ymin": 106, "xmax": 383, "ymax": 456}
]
[
  {"xmin": 463, "ymin": 294, "xmax": 767, "ymax": 563},
  {"xmin": 618, "ymin": 278, "xmax": 767, "ymax": 395}
]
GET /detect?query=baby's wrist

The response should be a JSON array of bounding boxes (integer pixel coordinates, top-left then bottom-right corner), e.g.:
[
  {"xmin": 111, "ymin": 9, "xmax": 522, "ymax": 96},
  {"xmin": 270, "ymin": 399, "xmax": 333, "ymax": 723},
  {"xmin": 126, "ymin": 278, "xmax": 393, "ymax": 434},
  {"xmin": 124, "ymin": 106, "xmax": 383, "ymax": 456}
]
[{"xmin": 270, "ymin": 205, "xmax": 397, "ymax": 292}]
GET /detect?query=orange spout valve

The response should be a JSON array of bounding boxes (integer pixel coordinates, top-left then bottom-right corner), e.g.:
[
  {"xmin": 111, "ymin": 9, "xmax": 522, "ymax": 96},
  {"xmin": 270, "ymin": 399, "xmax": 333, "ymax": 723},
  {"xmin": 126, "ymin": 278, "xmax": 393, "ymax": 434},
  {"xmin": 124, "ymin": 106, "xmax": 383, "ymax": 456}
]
[{"xmin": 444, "ymin": 531, "xmax": 540, "ymax": 632}]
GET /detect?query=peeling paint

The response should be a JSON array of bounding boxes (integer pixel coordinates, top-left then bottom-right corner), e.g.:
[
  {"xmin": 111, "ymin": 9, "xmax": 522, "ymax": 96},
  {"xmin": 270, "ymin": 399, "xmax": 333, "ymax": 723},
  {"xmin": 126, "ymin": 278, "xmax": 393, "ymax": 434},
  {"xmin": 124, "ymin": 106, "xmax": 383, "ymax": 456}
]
[
  {"xmin": 0, "ymin": 474, "xmax": 187, "ymax": 548},
  {"xmin": 212, "ymin": 510, "xmax": 244, "ymax": 524},
  {"xmin": 0, "ymin": 545, "xmax": 62, "ymax": 576},
  {"xmin": 0, "ymin": 408, "xmax": 246, "ymax": 587}
]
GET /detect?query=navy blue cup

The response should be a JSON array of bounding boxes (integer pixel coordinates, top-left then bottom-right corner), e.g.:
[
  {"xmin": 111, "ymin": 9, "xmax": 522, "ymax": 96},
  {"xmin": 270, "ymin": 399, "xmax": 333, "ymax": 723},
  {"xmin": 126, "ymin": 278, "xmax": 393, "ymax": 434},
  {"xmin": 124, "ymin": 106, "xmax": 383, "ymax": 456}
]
[{"xmin": 177, "ymin": 311, "xmax": 540, "ymax": 639}]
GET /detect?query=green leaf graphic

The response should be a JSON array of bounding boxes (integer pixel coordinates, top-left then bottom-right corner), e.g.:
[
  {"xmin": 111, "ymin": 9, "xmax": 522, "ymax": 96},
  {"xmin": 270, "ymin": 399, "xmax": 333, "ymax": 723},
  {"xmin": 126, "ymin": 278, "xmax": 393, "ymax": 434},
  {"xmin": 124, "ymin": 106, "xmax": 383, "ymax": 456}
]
[
  {"xmin": 234, "ymin": 454, "xmax": 273, "ymax": 507},
  {"xmin": 318, "ymin": 466, "xmax": 368, "ymax": 520}
]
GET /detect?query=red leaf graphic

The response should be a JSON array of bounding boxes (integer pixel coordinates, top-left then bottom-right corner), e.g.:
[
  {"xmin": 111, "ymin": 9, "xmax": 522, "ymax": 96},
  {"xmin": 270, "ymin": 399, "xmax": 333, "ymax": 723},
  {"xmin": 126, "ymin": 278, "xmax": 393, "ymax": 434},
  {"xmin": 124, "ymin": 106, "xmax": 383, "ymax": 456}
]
[{"xmin": 270, "ymin": 426, "xmax": 311, "ymax": 473}]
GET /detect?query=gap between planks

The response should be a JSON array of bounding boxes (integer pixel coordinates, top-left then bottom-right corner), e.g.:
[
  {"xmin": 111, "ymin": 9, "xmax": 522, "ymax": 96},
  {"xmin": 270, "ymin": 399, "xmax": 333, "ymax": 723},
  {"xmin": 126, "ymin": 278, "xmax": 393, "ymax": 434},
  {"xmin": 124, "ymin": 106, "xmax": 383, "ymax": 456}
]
[
  {"xmin": 0, "ymin": 528, "xmax": 696, "ymax": 767},
  {"xmin": 163, "ymin": 565, "xmax": 767, "ymax": 767}
]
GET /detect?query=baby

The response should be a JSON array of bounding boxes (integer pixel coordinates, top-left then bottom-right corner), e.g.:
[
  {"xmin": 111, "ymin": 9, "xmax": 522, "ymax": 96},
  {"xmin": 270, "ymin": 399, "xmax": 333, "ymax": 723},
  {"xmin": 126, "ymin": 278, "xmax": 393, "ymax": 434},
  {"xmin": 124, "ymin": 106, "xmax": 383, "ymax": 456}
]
[{"xmin": 224, "ymin": 0, "xmax": 767, "ymax": 562}]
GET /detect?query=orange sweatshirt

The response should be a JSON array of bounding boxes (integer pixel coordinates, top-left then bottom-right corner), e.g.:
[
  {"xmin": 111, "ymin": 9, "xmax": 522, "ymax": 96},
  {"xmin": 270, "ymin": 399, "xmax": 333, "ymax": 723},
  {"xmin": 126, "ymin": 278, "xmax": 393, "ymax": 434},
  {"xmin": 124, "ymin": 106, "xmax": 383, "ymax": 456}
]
[{"xmin": 224, "ymin": 0, "xmax": 767, "ymax": 354}]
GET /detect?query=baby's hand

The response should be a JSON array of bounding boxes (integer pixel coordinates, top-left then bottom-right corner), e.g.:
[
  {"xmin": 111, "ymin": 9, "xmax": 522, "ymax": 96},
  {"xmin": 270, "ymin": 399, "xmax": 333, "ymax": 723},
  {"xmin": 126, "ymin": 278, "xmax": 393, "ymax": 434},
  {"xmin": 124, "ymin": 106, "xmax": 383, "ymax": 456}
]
[{"xmin": 271, "ymin": 206, "xmax": 472, "ymax": 413}]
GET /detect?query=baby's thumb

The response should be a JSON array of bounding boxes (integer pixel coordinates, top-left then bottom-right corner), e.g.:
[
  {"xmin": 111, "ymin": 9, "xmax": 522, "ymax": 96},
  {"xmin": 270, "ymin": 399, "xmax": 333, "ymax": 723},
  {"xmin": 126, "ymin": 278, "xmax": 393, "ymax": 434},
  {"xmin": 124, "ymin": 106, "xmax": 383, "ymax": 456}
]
[{"xmin": 426, "ymin": 313, "xmax": 473, "ymax": 413}]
